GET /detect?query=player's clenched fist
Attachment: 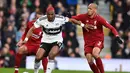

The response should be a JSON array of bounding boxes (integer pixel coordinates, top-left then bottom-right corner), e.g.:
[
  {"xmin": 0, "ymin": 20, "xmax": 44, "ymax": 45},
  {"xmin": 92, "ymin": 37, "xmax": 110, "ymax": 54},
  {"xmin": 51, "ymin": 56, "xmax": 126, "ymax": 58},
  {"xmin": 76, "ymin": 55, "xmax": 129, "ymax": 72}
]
[{"xmin": 115, "ymin": 36, "xmax": 124, "ymax": 44}]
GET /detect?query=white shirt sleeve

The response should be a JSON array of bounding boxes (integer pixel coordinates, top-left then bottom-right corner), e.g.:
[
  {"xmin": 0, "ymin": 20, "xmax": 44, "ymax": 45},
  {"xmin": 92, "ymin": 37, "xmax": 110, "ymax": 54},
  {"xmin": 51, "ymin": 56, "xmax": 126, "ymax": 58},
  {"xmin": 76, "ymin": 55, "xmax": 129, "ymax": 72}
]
[
  {"xmin": 34, "ymin": 19, "xmax": 41, "ymax": 28},
  {"xmin": 64, "ymin": 17, "xmax": 69, "ymax": 22},
  {"xmin": 61, "ymin": 17, "xmax": 69, "ymax": 24}
]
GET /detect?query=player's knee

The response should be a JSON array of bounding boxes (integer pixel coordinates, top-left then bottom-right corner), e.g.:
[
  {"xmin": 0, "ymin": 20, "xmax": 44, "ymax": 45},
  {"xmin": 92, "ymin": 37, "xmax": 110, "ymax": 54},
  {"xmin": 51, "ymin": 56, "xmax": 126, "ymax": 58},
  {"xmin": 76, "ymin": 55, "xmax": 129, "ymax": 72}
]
[
  {"xmin": 92, "ymin": 53, "xmax": 99, "ymax": 58},
  {"xmin": 17, "ymin": 47, "xmax": 24, "ymax": 54}
]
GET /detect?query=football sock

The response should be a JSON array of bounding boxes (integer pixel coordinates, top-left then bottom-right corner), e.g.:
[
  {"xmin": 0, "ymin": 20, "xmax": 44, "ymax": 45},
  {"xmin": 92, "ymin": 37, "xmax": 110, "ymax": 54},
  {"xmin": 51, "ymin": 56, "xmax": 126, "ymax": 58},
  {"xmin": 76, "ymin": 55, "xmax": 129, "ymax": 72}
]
[
  {"xmin": 42, "ymin": 57, "xmax": 48, "ymax": 73},
  {"xmin": 96, "ymin": 57, "xmax": 104, "ymax": 73},
  {"xmin": 34, "ymin": 59, "xmax": 41, "ymax": 73},
  {"xmin": 14, "ymin": 68, "xmax": 19, "ymax": 73},
  {"xmin": 46, "ymin": 60, "xmax": 55, "ymax": 73},
  {"xmin": 89, "ymin": 62, "xmax": 100, "ymax": 73},
  {"xmin": 14, "ymin": 53, "xmax": 23, "ymax": 73}
]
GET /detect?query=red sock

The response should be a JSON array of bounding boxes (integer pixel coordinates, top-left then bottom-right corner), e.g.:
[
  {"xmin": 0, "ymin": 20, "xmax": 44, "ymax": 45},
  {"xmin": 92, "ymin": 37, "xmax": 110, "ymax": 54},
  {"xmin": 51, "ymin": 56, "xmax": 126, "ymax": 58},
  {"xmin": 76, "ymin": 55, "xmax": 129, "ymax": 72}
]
[
  {"xmin": 89, "ymin": 62, "xmax": 100, "ymax": 73},
  {"xmin": 96, "ymin": 57, "xmax": 104, "ymax": 73},
  {"xmin": 14, "ymin": 53, "xmax": 23, "ymax": 73},
  {"xmin": 42, "ymin": 57, "xmax": 48, "ymax": 73}
]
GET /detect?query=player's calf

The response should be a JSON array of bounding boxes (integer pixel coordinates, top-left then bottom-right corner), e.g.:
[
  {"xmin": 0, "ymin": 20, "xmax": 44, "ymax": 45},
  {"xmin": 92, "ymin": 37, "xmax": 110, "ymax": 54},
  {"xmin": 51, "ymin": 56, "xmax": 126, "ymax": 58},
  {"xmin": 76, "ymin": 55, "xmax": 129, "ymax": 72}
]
[{"xmin": 85, "ymin": 53, "xmax": 93, "ymax": 63}]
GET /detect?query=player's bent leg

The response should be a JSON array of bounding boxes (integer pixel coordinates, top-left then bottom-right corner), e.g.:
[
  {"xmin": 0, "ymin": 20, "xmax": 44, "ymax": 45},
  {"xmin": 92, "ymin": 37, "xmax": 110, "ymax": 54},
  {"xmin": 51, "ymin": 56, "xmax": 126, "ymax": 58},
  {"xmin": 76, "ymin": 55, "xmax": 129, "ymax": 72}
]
[
  {"xmin": 17, "ymin": 45, "xmax": 28, "ymax": 54},
  {"xmin": 42, "ymin": 57, "xmax": 48, "ymax": 73},
  {"xmin": 85, "ymin": 53, "xmax": 100, "ymax": 73},
  {"xmin": 34, "ymin": 48, "xmax": 45, "ymax": 73},
  {"xmin": 49, "ymin": 45, "xmax": 59, "ymax": 60},
  {"xmin": 86, "ymin": 53, "xmax": 93, "ymax": 63},
  {"xmin": 93, "ymin": 47, "xmax": 104, "ymax": 73},
  {"xmin": 46, "ymin": 45, "xmax": 60, "ymax": 73},
  {"xmin": 14, "ymin": 45, "xmax": 28, "ymax": 73},
  {"xmin": 35, "ymin": 48, "xmax": 45, "ymax": 61},
  {"xmin": 92, "ymin": 47, "xmax": 101, "ymax": 58}
]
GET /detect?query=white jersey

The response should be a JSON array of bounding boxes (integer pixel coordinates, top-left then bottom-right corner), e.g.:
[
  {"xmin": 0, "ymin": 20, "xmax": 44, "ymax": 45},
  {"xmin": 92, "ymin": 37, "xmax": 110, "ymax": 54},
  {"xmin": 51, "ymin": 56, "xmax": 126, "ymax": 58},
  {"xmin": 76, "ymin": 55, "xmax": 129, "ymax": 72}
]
[{"xmin": 34, "ymin": 15, "xmax": 69, "ymax": 43}]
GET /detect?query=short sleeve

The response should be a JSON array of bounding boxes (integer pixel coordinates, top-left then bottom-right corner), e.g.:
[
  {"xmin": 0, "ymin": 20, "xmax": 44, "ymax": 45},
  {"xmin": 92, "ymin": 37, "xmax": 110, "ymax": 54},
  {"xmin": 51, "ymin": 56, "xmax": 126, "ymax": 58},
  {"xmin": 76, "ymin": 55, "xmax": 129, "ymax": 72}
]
[
  {"xmin": 72, "ymin": 14, "xmax": 82, "ymax": 21},
  {"xmin": 34, "ymin": 19, "xmax": 41, "ymax": 28},
  {"xmin": 63, "ymin": 17, "xmax": 69, "ymax": 23}
]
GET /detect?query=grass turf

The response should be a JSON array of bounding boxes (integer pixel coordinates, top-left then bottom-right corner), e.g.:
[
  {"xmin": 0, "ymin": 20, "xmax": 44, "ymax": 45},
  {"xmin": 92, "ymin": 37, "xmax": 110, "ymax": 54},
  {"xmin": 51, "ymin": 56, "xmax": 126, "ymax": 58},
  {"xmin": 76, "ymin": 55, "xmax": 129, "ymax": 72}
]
[{"xmin": 0, "ymin": 68, "xmax": 129, "ymax": 73}]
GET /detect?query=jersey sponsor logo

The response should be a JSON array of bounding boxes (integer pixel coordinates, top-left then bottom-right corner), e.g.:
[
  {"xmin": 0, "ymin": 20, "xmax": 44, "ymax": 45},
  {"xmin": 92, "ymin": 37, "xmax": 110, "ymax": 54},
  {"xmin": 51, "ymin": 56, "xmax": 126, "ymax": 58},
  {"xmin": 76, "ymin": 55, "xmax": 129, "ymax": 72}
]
[
  {"xmin": 42, "ymin": 26, "xmax": 62, "ymax": 35},
  {"xmin": 32, "ymin": 33, "xmax": 40, "ymax": 39}
]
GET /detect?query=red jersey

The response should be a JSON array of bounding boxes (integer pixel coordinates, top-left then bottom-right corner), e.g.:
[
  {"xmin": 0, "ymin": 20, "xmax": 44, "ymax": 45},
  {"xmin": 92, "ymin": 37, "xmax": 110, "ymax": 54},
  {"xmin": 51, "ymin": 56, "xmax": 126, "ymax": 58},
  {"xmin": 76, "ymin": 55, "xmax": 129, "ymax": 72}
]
[
  {"xmin": 72, "ymin": 14, "xmax": 118, "ymax": 46},
  {"xmin": 21, "ymin": 20, "xmax": 42, "ymax": 45}
]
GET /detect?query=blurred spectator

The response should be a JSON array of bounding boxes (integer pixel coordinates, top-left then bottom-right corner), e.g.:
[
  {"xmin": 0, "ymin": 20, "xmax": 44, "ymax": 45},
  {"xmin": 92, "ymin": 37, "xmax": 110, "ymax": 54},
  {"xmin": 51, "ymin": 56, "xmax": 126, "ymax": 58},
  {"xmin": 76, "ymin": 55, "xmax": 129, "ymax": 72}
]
[
  {"xmin": 15, "ymin": 24, "xmax": 25, "ymax": 43},
  {"xmin": 1, "ymin": 44, "xmax": 15, "ymax": 67},
  {"xmin": 29, "ymin": 8, "xmax": 41, "ymax": 21},
  {"xmin": 0, "ymin": 0, "xmax": 7, "ymax": 8},
  {"xmin": 110, "ymin": 30, "xmax": 124, "ymax": 58},
  {"xmin": 62, "ymin": 30, "xmax": 81, "ymax": 57},
  {"xmin": 55, "ymin": 1, "xmax": 66, "ymax": 15},
  {"xmin": 82, "ymin": 0, "xmax": 98, "ymax": 5},
  {"xmin": 122, "ymin": 41, "xmax": 130, "ymax": 58}
]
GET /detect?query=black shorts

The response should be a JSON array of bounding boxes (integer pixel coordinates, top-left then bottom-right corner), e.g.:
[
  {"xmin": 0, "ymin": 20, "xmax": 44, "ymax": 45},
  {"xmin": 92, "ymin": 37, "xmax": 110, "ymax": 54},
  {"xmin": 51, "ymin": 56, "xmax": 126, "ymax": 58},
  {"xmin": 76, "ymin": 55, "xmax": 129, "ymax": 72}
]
[{"xmin": 40, "ymin": 41, "xmax": 63, "ymax": 57}]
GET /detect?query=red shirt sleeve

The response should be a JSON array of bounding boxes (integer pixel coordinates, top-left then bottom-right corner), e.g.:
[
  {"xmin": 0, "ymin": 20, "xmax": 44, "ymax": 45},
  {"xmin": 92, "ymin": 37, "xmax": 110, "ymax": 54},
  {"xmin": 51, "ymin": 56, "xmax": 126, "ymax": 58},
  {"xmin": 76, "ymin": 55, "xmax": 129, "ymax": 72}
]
[
  {"xmin": 21, "ymin": 22, "xmax": 32, "ymax": 40},
  {"xmin": 99, "ymin": 16, "xmax": 119, "ymax": 37},
  {"xmin": 72, "ymin": 14, "xmax": 83, "ymax": 21}
]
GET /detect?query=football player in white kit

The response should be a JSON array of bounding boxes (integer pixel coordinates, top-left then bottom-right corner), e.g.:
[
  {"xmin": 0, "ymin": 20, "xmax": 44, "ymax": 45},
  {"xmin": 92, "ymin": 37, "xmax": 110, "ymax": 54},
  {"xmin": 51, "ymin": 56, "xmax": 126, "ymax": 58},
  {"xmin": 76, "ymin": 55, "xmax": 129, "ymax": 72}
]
[{"xmin": 23, "ymin": 6, "xmax": 95, "ymax": 73}]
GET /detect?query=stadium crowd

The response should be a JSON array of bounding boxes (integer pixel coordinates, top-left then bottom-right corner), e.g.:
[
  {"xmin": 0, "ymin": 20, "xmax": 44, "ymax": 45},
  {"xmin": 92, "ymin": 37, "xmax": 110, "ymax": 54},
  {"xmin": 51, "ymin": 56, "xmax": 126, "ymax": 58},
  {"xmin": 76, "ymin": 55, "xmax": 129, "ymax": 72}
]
[
  {"xmin": 0, "ymin": 0, "xmax": 129, "ymax": 68},
  {"xmin": 106, "ymin": 0, "xmax": 130, "ymax": 59}
]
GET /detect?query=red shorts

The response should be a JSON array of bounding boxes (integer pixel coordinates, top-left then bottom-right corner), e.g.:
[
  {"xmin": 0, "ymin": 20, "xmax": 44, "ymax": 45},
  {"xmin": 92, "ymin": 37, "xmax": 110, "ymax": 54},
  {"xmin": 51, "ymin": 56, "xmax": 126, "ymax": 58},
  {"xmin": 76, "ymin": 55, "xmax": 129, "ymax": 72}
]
[
  {"xmin": 24, "ymin": 43, "xmax": 40, "ymax": 55},
  {"xmin": 84, "ymin": 41, "xmax": 104, "ymax": 55}
]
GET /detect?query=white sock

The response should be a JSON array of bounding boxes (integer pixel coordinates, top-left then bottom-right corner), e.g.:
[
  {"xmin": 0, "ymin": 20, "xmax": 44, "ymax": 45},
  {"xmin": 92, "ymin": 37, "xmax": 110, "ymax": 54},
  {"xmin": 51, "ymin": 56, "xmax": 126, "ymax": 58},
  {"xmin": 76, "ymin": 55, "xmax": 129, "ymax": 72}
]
[
  {"xmin": 34, "ymin": 61, "xmax": 41, "ymax": 73},
  {"xmin": 15, "ymin": 68, "xmax": 19, "ymax": 71},
  {"xmin": 46, "ymin": 60, "xmax": 55, "ymax": 73}
]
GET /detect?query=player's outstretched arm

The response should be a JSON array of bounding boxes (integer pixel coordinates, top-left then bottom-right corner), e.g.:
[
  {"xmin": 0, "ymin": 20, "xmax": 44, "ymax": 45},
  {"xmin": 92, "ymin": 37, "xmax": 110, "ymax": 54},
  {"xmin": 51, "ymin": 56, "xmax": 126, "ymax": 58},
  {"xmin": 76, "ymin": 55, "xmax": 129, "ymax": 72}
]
[
  {"xmin": 23, "ymin": 26, "xmax": 36, "ymax": 44},
  {"xmin": 69, "ymin": 18, "xmax": 94, "ymax": 31},
  {"xmin": 100, "ymin": 17, "xmax": 123, "ymax": 44},
  {"xmin": 17, "ymin": 22, "xmax": 30, "ymax": 47}
]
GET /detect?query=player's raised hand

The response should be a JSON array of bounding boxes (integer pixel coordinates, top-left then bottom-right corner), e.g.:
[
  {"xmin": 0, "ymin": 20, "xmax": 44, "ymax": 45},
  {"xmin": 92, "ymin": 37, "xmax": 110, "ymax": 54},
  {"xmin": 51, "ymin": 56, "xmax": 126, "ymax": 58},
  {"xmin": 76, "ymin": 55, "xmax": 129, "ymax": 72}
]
[
  {"xmin": 115, "ymin": 36, "xmax": 124, "ymax": 44},
  {"xmin": 16, "ymin": 40, "xmax": 23, "ymax": 47}
]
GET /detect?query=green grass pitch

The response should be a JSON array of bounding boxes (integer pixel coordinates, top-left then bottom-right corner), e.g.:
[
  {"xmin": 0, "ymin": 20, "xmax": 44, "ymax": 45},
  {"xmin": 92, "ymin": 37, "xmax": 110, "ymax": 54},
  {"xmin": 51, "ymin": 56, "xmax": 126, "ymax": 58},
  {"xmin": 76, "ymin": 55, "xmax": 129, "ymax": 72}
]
[{"xmin": 0, "ymin": 68, "xmax": 129, "ymax": 73}]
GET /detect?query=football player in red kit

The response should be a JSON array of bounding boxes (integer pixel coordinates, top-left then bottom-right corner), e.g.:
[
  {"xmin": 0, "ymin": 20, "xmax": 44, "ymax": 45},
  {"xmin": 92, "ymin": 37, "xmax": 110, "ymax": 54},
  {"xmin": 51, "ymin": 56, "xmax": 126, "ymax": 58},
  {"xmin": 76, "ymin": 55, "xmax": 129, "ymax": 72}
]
[
  {"xmin": 14, "ymin": 12, "xmax": 48, "ymax": 73},
  {"xmin": 72, "ymin": 3, "xmax": 123, "ymax": 73}
]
